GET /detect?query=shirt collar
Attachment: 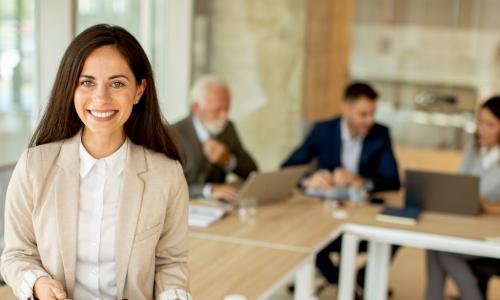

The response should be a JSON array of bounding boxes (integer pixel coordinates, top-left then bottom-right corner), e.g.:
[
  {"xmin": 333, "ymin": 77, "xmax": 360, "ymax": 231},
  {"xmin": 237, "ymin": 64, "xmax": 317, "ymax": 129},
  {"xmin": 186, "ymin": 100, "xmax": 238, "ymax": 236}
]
[
  {"xmin": 192, "ymin": 116, "xmax": 210, "ymax": 142},
  {"xmin": 79, "ymin": 139, "xmax": 128, "ymax": 178},
  {"xmin": 480, "ymin": 145, "xmax": 500, "ymax": 170},
  {"xmin": 341, "ymin": 118, "xmax": 363, "ymax": 143}
]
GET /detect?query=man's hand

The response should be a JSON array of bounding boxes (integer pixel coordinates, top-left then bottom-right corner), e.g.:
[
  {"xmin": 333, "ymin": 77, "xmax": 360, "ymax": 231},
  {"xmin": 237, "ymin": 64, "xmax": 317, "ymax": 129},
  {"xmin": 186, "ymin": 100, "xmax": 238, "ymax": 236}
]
[
  {"xmin": 480, "ymin": 198, "xmax": 500, "ymax": 214},
  {"xmin": 33, "ymin": 277, "xmax": 67, "ymax": 300},
  {"xmin": 211, "ymin": 184, "xmax": 239, "ymax": 203},
  {"xmin": 202, "ymin": 139, "xmax": 231, "ymax": 167},
  {"xmin": 303, "ymin": 169, "xmax": 334, "ymax": 190},
  {"xmin": 332, "ymin": 167, "xmax": 362, "ymax": 187}
]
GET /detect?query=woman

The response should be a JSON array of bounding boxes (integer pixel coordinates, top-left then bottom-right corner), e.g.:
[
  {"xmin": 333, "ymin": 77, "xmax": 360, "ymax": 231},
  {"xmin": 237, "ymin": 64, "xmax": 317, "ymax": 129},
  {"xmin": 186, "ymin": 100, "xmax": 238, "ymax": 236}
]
[
  {"xmin": 1, "ymin": 24, "xmax": 190, "ymax": 300},
  {"xmin": 426, "ymin": 96, "xmax": 500, "ymax": 300}
]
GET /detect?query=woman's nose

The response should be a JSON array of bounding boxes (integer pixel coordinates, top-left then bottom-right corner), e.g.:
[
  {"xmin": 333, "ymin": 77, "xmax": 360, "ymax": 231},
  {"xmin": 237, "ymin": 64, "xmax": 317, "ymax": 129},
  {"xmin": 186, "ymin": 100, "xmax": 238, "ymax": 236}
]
[{"xmin": 92, "ymin": 85, "xmax": 110, "ymax": 102}]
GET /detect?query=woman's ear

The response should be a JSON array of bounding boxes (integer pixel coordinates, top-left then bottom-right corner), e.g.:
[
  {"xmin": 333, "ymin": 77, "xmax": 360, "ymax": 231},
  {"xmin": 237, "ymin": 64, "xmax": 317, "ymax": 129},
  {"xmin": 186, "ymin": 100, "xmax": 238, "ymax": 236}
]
[{"xmin": 135, "ymin": 79, "xmax": 147, "ymax": 103}]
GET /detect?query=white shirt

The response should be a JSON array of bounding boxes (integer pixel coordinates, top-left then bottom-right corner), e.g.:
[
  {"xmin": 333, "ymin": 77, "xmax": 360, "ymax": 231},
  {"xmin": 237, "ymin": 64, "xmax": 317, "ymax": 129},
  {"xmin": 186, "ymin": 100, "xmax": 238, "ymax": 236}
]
[
  {"xmin": 193, "ymin": 116, "xmax": 237, "ymax": 198},
  {"xmin": 340, "ymin": 118, "xmax": 364, "ymax": 174},
  {"xmin": 480, "ymin": 145, "xmax": 500, "ymax": 170},
  {"xmin": 74, "ymin": 139, "xmax": 127, "ymax": 300}
]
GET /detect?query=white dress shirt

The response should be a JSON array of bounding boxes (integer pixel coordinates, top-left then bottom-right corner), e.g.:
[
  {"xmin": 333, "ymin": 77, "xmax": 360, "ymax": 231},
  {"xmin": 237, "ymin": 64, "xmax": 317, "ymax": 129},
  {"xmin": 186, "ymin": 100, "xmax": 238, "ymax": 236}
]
[
  {"xmin": 340, "ymin": 118, "xmax": 364, "ymax": 174},
  {"xmin": 192, "ymin": 116, "xmax": 237, "ymax": 198},
  {"xmin": 73, "ymin": 139, "xmax": 127, "ymax": 300}
]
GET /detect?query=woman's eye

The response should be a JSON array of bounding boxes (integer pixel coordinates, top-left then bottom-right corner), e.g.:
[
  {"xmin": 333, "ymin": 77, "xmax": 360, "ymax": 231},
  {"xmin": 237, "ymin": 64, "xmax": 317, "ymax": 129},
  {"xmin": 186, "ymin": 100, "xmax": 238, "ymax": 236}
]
[
  {"xmin": 80, "ymin": 80, "xmax": 94, "ymax": 87},
  {"xmin": 111, "ymin": 81, "xmax": 125, "ymax": 88}
]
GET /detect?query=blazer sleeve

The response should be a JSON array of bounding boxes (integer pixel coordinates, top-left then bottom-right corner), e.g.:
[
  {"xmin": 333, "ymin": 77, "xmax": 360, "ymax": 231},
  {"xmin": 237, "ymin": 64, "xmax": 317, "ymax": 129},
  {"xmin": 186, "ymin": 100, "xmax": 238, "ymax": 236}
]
[
  {"xmin": 227, "ymin": 124, "xmax": 258, "ymax": 179},
  {"xmin": 154, "ymin": 161, "xmax": 190, "ymax": 296},
  {"xmin": 371, "ymin": 131, "xmax": 401, "ymax": 192},
  {"xmin": 1, "ymin": 150, "xmax": 51, "ymax": 298},
  {"xmin": 281, "ymin": 125, "xmax": 318, "ymax": 168}
]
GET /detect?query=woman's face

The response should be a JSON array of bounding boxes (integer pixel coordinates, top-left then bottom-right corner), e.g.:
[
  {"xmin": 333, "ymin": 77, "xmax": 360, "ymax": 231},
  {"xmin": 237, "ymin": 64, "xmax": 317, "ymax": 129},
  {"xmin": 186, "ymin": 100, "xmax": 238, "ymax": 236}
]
[
  {"xmin": 477, "ymin": 107, "xmax": 500, "ymax": 148},
  {"xmin": 74, "ymin": 45, "xmax": 146, "ymax": 141}
]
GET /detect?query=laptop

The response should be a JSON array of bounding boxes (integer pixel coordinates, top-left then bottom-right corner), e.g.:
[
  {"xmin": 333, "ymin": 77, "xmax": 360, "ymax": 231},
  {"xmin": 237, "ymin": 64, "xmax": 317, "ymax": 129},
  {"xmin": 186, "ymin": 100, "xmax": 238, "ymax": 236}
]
[
  {"xmin": 405, "ymin": 169, "xmax": 480, "ymax": 216},
  {"xmin": 236, "ymin": 164, "xmax": 310, "ymax": 204}
]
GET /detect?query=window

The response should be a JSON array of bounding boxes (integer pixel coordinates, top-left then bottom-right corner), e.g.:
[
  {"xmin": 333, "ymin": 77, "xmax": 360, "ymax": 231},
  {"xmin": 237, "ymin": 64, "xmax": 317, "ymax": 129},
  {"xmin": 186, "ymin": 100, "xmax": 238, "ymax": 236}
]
[
  {"xmin": 0, "ymin": 0, "xmax": 35, "ymax": 165},
  {"xmin": 77, "ymin": 0, "xmax": 141, "ymax": 38}
]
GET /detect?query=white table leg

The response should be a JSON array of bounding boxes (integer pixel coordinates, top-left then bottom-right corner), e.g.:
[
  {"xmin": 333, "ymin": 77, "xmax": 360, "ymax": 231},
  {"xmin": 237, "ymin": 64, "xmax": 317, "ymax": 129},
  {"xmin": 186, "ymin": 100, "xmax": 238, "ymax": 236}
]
[
  {"xmin": 364, "ymin": 240, "xmax": 391, "ymax": 300},
  {"xmin": 295, "ymin": 259, "xmax": 315, "ymax": 300},
  {"xmin": 338, "ymin": 233, "xmax": 360, "ymax": 300}
]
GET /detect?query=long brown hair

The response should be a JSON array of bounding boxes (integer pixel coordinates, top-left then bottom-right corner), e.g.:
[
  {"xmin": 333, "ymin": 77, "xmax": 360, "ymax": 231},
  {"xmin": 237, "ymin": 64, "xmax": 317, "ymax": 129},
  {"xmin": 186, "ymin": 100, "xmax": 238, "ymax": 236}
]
[{"xmin": 30, "ymin": 24, "xmax": 182, "ymax": 162}]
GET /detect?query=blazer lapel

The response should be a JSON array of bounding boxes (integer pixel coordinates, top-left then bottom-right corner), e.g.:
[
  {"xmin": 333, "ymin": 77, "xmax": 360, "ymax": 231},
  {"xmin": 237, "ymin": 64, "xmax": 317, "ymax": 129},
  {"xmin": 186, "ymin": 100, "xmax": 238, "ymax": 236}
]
[
  {"xmin": 54, "ymin": 133, "xmax": 81, "ymax": 296},
  {"xmin": 115, "ymin": 141, "xmax": 147, "ymax": 299},
  {"xmin": 187, "ymin": 117, "xmax": 212, "ymax": 180},
  {"xmin": 331, "ymin": 118, "xmax": 342, "ymax": 170},
  {"xmin": 359, "ymin": 132, "xmax": 375, "ymax": 173}
]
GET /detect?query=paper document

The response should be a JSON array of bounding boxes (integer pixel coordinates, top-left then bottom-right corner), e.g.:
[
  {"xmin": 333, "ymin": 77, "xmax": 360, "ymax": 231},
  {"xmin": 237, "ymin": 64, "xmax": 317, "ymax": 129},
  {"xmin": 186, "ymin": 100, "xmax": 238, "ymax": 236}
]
[{"xmin": 188, "ymin": 205, "xmax": 226, "ymax": 228}]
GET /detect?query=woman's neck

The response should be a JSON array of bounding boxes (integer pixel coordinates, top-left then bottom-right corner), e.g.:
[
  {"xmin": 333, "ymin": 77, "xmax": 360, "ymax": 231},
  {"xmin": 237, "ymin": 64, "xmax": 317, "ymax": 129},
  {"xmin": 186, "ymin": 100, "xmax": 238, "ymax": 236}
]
[{"xmin": 81, "ymin": 129, "xmax": 126, "ymax": 159}]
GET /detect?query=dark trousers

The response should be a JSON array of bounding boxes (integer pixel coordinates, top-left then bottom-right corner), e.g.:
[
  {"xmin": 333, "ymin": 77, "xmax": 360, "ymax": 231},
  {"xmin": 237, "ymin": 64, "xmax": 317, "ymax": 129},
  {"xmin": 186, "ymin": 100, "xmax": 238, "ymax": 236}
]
[{"xmin": 315, "ymin": 234, "xmax": 399, "ymax": 286}]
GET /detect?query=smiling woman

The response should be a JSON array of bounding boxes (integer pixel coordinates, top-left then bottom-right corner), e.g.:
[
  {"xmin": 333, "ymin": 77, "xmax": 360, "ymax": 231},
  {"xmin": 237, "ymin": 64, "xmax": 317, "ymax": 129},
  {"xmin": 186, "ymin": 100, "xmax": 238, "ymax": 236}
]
[
  {"xmin": 0, "ymin": 24, "xmax": 191, "ymax": 300},
  {"xmin": 74, "ymin": 45, "xmax": 146, "ymax": 158}
]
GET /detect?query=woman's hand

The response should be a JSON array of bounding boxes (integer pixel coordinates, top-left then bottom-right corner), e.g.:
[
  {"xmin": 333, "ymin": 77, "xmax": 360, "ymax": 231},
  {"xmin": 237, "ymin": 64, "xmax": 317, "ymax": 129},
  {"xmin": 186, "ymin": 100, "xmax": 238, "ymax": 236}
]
[{"xmin": 33, "ymin": 276, "xmax": 67, "ymax": 300}]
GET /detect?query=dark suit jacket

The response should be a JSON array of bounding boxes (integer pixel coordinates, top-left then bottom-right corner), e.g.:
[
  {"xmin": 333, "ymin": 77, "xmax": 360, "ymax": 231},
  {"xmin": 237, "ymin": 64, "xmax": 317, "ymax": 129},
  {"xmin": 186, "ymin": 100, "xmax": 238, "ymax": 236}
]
[
  {"xmin": 282, "ymin": 117, "xmax": 400, "ymax": 192},
  {"xmin": 173, "ymin": 116, "xmax": 258, "ymax": 197}
]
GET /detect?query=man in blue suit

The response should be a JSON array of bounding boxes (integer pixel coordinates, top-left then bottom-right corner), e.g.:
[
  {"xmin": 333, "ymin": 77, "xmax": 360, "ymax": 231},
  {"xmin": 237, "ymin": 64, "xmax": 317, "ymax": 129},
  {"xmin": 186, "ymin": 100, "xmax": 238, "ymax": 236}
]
[{"xmin": 282, "ymin": 82, "xmax": 400, "ymax": 294}]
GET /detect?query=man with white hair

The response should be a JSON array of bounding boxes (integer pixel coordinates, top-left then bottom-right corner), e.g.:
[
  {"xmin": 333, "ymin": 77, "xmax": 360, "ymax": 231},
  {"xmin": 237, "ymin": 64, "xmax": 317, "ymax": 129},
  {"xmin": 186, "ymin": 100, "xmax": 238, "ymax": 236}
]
[{"xmin": 174, "ymin": 75, "xmax": 258, "ymax": 202}]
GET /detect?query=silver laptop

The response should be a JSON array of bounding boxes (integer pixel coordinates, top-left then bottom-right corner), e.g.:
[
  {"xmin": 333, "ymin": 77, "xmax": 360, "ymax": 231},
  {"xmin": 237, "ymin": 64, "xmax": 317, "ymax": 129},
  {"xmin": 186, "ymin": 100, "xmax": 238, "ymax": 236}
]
[
  {"xmin": 405, "ymin": 169, "xmax": 480, "ymax": 216},
  {"xmin": 237, "ymin": 165, "xmax": 310, "ymax": 204}
]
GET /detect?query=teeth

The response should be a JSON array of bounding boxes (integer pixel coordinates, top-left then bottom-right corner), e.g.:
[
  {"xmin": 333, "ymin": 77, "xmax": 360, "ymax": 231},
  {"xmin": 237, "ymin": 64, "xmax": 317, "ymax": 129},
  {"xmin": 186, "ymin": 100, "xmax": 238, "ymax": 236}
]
[{"xmin": 90, "ymin": 110, "xmax": 115, "ymax": 118}]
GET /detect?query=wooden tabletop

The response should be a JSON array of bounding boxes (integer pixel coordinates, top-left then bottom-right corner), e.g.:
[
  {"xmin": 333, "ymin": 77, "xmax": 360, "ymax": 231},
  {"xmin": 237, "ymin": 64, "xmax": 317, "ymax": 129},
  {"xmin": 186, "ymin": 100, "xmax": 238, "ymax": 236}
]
[
  {"xmin": 347, "ymin": 203, "xmax": 500, "ymax": 241},
  {"xmin": 0, "ymin": 285, "xmax": 15, "ymax": 300},
  {"xmin": 189, "ymin": 237, "xmax": 308, "ymax": 300},
  {"xmin": 192, "ymin": 190, "xmax": 500, "ymax": 249},
  {"xmin": 190, "ymin": 195, "xmax": 345, "ymax": 252}
]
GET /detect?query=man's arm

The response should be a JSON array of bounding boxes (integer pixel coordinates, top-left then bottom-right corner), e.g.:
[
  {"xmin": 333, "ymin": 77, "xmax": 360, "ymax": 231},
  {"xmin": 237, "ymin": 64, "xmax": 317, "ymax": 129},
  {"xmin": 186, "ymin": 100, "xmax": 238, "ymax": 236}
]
[
  {"xmin": 281, "ymin": 125, "xmax": 318, "ymax": 168},
  {"xmin": 371, "ymin": 131, "xmax": 401, "ymax": 192}
]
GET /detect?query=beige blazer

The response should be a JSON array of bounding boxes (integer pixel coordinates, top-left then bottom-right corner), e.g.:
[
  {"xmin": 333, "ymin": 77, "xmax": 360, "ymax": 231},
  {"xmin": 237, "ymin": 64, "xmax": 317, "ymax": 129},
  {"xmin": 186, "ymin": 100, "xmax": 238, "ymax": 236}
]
[{"xmin": 1, "ymin": 132, "xmax": 190, "ymax": 299}]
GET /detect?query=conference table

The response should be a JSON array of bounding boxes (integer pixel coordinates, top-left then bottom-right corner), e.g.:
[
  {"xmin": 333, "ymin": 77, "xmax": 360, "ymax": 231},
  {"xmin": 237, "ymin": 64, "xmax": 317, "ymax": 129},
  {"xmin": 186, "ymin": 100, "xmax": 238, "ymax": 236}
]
[
  {"xmin": 338, "ymin": 203, "xmax": 500, "ymax": 300},
  {"xmin": 192, "ymin": 193, "xmax": 500, "ymax": 300},
  {"xmin": 189, "ymin": 237, "xmax": 309, "ymax": 299},
  {"xmin": 190, "ymin": 195, "xmax": 345, "ymax": 299}
]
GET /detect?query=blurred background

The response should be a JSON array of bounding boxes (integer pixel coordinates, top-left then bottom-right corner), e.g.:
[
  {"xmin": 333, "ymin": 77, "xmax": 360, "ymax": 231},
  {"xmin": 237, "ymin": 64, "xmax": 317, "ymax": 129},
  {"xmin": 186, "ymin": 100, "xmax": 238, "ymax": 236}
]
[{"xmin": 1, "ymin": 0, "xmax": 500, "ymax": 168}]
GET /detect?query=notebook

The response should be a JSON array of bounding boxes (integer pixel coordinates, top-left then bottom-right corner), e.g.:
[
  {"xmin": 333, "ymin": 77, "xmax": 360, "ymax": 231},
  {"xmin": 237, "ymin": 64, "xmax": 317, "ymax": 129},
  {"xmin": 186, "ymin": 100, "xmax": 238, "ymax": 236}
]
[{"xmin": 377, "ymin": 205, "xmax": 421, "ymax": 226}]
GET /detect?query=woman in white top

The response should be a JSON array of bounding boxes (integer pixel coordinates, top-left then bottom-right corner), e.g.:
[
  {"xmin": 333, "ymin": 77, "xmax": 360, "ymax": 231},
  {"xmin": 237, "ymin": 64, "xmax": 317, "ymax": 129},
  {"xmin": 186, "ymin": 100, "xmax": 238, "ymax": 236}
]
[
  {"xmin": 426, "ymin": 96, "xmax": 500, "ymax": 300},
  {"xmin": 1, "ymin": 24, "xmax": 190, "ymax": 300}
]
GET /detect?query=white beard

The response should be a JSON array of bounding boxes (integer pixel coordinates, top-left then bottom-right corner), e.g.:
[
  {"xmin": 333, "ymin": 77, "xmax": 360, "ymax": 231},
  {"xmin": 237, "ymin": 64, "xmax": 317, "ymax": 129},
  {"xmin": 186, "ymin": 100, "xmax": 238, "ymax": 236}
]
[{"xmin": 204, "ymin": 119, "xmax": 227, "ymax": 136}]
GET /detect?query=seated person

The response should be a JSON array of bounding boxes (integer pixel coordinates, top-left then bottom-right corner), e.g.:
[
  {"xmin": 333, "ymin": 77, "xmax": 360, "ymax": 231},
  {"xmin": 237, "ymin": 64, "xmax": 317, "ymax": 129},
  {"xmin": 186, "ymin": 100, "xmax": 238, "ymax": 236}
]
[
  {"xmin": 426, "ymin": 96, "xmax": 500, "ymax": 300},
  {"xmin": 282, "ymin": 82, "xmax": 401, "ymax": 290},
  {"xmin": 174, "ymin": 75, "xmax": 257, "ymax": 202}
]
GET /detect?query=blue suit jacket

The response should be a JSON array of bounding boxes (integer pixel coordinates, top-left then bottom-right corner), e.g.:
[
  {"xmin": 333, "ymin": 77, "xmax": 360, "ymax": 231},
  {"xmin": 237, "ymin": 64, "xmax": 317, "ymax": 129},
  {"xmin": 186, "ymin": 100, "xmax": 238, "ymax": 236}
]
[{"xmin": 282, "ymin": 117, "xmax": 400, "ymax": 192}]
